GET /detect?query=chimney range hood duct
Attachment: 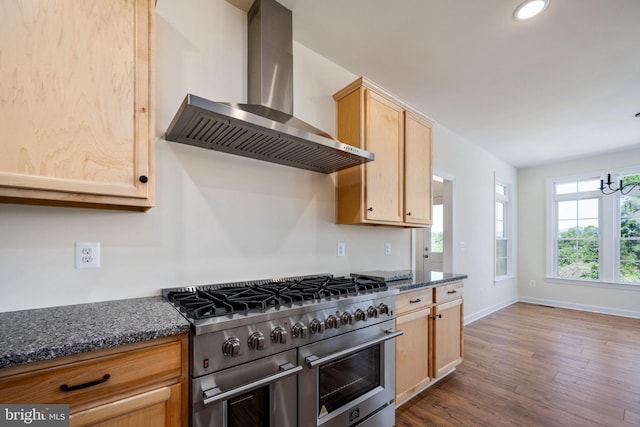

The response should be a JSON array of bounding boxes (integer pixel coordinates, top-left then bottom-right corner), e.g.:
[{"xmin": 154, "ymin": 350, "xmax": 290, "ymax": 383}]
[{"xmin": 164, "ymin": 0, "xmax": 374, "ymax": 174}]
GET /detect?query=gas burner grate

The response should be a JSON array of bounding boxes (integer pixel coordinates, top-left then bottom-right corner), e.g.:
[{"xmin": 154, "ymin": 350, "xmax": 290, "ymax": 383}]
[{"xmin": 166, "ymin": 275, "xmax": 387, "ymax": 320}]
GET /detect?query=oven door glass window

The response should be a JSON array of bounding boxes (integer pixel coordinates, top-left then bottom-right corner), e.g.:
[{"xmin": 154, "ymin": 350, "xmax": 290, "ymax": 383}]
[
  {"xmin": 318, "ymin": 344, "xmax": 381, "ymax": 414},
  {"xmin": 227, "ymin": 385, "xmax": 269, "ymax": 426}
]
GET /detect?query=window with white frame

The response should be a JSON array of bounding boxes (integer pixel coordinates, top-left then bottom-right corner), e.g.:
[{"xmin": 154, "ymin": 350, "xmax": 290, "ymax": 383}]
[
  {"xmin": 495, "ymin": 179, "xmax": 511, "ymax": 279},
  {"xmin": 619, "ymin": 173, "xmax": 640, "ymax": 283},
  {"xmin": 548, "ymin": 169, "xmax": 640, "ymax": 284}
]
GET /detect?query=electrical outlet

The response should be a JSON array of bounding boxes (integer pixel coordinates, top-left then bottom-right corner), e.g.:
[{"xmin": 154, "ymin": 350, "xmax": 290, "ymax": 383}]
[
  {"xmin": 384, "ymin": 242, "xmax": 391, "ymax": 255},
  {"xmin": 530, "ymin": 280, "xmax": 536, "ymax": 287},
  {"xmin": 337, "ymin": 242, "xmax": 346, "ymax": 257},
  {"xmin": 75, "ymin": 242, "xmax": 101, "ymax": 269}
]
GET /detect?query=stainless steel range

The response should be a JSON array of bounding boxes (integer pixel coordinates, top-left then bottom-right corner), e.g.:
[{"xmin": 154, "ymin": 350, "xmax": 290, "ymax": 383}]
[{"xmin": 163, "ymin": 274, "xmax": 402, "ymax": 427}]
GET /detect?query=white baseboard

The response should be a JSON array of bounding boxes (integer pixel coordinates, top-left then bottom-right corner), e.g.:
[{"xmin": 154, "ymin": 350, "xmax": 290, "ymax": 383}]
[
  {"xmin": 459, "ymin": 295, "xmax": 640, "ymax": 326},
  {"xmin": 463, "ymin": 297, "xmax": 518, "ymax": 325},
  {"xmin": 517, "ymin": 296, "xmax": 640, "ymax": 319}
]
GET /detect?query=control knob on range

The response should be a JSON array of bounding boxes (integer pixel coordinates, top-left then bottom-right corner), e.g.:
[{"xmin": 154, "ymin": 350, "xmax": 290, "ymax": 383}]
[
  {"xmin": 309, "ymin": 319, "xmax": 325, "ymax": 334},
  {"xmin": 378, "ymin": 303, "xmax": 390, "ymax": 315},
  {"xmin": 367, "ymin": 305, "xmax": 379, "ymax": 318},
  {"xmin": 325, "ymin": 314, "xmax": 340, "ymax": 329},
  {"xmin": 291, "ymin": 322, "xmax": 308, "ymax": 338},
  {"xmin": 271, "ymin": 326, "xmax": 287, "ymax": 344},
  {"xmin": 354, "ymin": 308, "xmax": 367, "ymax": 322},
  {"xmin": 222, "ymin": 337, "xmax": 241, "ymax": 357},
  {"xmin": 340, "ymin": 311, "xmax": 354, "ymax": 325},
  {"xmin": 248, "ymin": 331, "xmax": 265, "ymax": 350}
]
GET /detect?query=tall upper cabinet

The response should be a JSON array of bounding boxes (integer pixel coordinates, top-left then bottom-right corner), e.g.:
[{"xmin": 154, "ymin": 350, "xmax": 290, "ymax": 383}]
[
  {"xmin": 0, "ymin": 0, "xmax": 155, "ymax": 210},
  {"xmin": 334, "ymin": 77, "xmax": 432, "ymax": 227}
]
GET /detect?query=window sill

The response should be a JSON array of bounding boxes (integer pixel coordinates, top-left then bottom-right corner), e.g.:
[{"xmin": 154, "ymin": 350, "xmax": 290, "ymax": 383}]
[
  {"xmin": 494, "ymin": 275, "xmax": 515, "ymax": 283},
  {"xmin": 544, "ymin": 276, "xmax": 640, "ymax": 291}
]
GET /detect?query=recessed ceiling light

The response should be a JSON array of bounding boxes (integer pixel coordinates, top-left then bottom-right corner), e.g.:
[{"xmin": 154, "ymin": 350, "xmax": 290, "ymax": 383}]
[{"xmin": 513, "ymin": 0, "xmax": 550, "ymax": 21}]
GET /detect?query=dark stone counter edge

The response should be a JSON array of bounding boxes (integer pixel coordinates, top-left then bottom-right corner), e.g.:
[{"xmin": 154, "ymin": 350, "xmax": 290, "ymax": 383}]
[
  {"xmin": 389, "ymin": 274, "xmax": 468, "ymax": 293},
  {"xmin": 0, "ymin": 296, "xmax": 192, "ymax": 370},
  {"xmin": 0, "ymin": 324, "xmax": 191, "ymax": 369}
]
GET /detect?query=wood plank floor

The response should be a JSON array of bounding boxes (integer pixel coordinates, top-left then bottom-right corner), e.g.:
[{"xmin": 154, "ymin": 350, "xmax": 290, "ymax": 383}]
[{"xmin": 395, "ymin": 302, "xmax": 640, "ymax": 427}]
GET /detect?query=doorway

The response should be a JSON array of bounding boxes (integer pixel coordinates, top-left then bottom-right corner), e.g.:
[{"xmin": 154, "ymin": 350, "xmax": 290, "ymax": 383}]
[
  {"xmin": 425, "ymin": 200, "xmax": 443, "ymax": 271},
  {"xmin": 414, "ymin": 172, "xmax": 454, "ymax": 273}
]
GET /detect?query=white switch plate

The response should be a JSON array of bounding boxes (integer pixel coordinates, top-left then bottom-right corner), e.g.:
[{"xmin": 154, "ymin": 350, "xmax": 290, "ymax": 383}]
[
  {"xmin": 384, "ymin": 242, "xmax": 391, "ymax": 255},
  {"xmin": 337, "ymin": 242, "xmax": 346, "ymax": 257},
  {"xmin": 75, "ymin": 242, "xmax": 101, "ymax": 269}
]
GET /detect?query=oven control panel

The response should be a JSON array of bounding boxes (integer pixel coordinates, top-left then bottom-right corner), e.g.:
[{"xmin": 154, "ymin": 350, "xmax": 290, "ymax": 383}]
[{"xmin": 191, "ymin": 293, "xmax": 396, "ymax": 376}]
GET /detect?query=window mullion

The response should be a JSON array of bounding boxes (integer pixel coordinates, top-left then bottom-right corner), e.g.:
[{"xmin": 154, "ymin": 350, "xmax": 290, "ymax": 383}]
[{"xmin": 600, "ymin": 193, "xmax": 616, "ymax": 281}]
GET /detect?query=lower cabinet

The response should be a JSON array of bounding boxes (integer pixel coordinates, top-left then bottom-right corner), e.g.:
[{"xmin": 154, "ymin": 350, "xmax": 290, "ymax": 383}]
[
  {"xmin": 432, "ymin": 298, "xmax": 464, "ymax": 378},
  {"xmin": 69, "ymin": 384, "xmax": 182, "ymax": 427},
  {"xmin": 395, "ymin": 281, "xmax": 464, "ymax": 407},
  {"xmin": 0, "ymin": 334, "xmax": 188, "ymax": 427},
  {"xmin": 395, "ymin": 307, "xmax": 431, "ymax": 405}
]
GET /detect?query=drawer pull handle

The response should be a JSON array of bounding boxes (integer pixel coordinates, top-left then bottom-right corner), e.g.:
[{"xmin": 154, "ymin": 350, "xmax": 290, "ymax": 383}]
[
  {"xmin": 409, "ymin": 298, "xmax": 421, "ymax": 304},
  {"xmin": 447, "ymin": 290, "xmax": 457, "ymax": 294},
  {"xmin": 60, "ymin": 374, "xmax": 111, "ymax": 392},
  {"xmin": 431, "ymin": 314, "xmax": 443, "ymax": 320}
]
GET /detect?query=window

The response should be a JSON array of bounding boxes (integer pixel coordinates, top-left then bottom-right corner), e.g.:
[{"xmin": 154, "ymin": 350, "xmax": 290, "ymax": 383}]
[
  {"xmin": 495, "ymin": 179, "xmax": 511, "ymax": 279},
  {"xmin": 619, "ymin": 174, "xmax": 640, "ymax": 283},
  {"xmin": 548, "ymin": 170, "xmax": 640, "ymax": 285},
  {"xmin": 554, "ymin": 179, "xmax": 600, "ymax": 279}
]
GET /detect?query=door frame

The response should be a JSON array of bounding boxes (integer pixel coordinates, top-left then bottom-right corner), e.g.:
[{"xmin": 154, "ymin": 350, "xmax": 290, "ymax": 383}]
[{"xmin": 411, "ymin": 169, "xmax": 455, "ymax": 273}]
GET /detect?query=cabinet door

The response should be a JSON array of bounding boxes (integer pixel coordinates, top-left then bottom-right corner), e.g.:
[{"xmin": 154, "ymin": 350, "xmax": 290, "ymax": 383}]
[
  {"xmin": 395, "ymin": 308, "xmax": 431, "ymax": 406},
  {"xmin": 404, "ymin": 112, "xmax": 432, "ymax": 225},
  {"xmin": 432, "ymin": 298, "xmax": 463, "ymax": 378},
  {"xmin": 0, "ymin": 0, "xmax": 154, "ymax": 210},
  {"xmin": 70, "ymin": 383, "xmax": 181, "ymax": 427},
  {"xmin": 364, "ymin": 90, "xmax": 404, "ymax": 222}
]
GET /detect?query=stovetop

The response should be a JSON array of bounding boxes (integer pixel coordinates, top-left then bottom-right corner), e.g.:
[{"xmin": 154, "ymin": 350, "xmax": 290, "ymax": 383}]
[{"xmin": 163, "ymin": 274, "xmax": 389, "ymax": 322}]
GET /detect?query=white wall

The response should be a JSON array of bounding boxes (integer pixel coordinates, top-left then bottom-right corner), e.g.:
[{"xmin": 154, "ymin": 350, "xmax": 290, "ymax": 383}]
[
  {"xmin": 518, "ymin": 148, "xmax": 640, "ymax": 316},
  {"xmin": 432, "ymin": 125, "xmax": 519, "ymax": 321},
  {"xmin": 0, "ymin": 0, "xmax": 517, "ymax": 322}
]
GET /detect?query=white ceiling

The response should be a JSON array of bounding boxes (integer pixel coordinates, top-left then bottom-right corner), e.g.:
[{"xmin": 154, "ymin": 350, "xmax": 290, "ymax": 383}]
[{"xmin": 278, "ymin": 0, "xmax": 640, "ymax": 168}]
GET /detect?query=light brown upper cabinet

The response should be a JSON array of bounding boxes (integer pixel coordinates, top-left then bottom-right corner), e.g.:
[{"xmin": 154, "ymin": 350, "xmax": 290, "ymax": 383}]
[
  {"xmin": 334, "ymin": 77, "xmax": 432, "ymax": 227},
  {"xmin": 404, "ymin": 112, "xmax": 433, "ymax": 225},
  {"xmin": 0, "ymin": 0, "xmax": 155, "ymax": 210}
]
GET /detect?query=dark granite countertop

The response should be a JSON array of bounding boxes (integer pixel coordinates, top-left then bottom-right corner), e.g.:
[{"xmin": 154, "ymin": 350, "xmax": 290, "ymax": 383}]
[
  {"xmin": 351, "ymin": 270, "xmax": 467, "ymax": 292},
  {"xmin": 0, "ymin": 297, "xmax": 190, "ymax": 369}
]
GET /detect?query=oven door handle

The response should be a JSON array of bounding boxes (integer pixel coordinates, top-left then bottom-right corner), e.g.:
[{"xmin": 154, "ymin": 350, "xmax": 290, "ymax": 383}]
[
  {"xmin": 202, "ymin": 362, "xmax": 302, "ymax": 406},
  {"xmin": 305, "ymin": 328, "xmax": 404, "ymax": 369}
]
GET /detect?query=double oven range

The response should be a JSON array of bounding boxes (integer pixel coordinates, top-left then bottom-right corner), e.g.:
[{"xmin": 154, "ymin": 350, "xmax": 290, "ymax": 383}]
[{"xmin": 163, "ymin": 274, "xmax": 402, "ymax": 427}]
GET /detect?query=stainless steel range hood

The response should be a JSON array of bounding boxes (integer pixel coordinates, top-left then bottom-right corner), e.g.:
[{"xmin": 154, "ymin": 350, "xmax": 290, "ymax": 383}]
[{"xmin": 164, "ymin": 0, "xmax": 374, "ymax": 174}]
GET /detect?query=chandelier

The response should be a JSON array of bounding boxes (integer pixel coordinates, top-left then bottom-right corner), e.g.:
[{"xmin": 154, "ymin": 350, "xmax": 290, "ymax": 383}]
[{"xmin": 600, "ymin": 173, "xmax": 640, "ymax": 195}]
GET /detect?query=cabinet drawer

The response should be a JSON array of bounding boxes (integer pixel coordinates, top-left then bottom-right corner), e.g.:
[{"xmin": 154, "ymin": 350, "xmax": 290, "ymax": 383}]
[
  {"xmin": 434, "ymin": 281, "xmax": 463, "ymax": 303},
  {"xmin": 0, "ymin": 340, "xmax": 182, "ymax": 410},
  {"xmin": 396, "ymin": 288, "xmax": 434, "ymax": 315}
]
